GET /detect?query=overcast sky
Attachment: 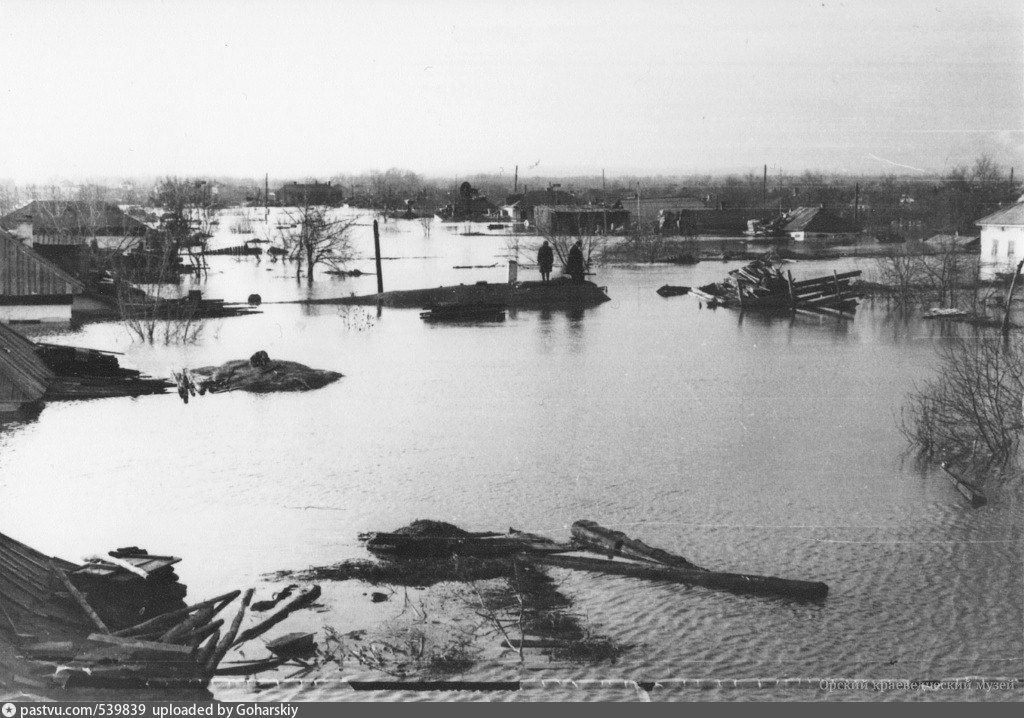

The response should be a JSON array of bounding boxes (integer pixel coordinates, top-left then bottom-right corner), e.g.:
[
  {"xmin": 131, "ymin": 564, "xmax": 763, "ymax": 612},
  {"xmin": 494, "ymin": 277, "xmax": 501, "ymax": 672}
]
[{"xmin": 1, "ymin": 0, "xmax": 1021, "ymax": 182}]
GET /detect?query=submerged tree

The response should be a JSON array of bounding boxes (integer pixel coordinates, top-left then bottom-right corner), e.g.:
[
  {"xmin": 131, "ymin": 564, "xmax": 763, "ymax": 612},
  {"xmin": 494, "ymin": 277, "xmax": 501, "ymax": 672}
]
[
  {"xmin": 279, "ymin": 203, "xmax": 358, "ymax": 283},
  {"xmin": 901, "ymin": 335, "xmax": 1024, "ymax": 472}
]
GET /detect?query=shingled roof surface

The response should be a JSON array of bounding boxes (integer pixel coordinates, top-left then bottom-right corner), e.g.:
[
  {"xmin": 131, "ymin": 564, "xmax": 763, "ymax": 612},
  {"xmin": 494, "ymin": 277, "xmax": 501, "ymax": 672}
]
[{"xmin": 976, "ymin": 202, "xmax": 1024, "ymax": 227}]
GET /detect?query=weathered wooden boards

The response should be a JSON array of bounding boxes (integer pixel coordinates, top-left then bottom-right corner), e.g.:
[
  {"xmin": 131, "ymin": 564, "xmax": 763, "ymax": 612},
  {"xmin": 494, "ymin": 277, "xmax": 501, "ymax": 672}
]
[{"xmin": 693, "ymin": 258, "xmax": 861, "ymax": 315}]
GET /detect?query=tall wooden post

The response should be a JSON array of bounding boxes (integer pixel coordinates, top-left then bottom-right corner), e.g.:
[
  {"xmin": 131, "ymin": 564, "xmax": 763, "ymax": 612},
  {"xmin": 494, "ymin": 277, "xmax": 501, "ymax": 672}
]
[
  {"xmin": 1001, "ymin": 258, "xmax": 1024, "ymax": 336},
  {"xmin": 373, "ymin": 219, "xmax": 384, "ymax": 294},
  {"xmin": 762, "ymin": 164, "xmax": 767, "ymax": 213},
  {"xmin": 854, "ymin": 182, "xmax": 860, "ymax": 224},
  {"xmin": 787, "ymin": 269, "xmax": 796, "ymax": 308}
]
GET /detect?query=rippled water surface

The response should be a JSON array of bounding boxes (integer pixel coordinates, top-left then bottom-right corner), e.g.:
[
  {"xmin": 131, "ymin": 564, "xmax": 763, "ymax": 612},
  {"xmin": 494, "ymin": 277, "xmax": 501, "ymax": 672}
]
[{"xmin": 1, "ymin": 215, "xmax": 1021, "ymax": 701}]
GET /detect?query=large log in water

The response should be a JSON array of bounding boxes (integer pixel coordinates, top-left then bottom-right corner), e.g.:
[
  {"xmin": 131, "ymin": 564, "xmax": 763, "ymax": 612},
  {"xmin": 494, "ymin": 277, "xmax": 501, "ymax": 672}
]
[
  {"xmin": 527, "ymin": 553, "xmax": 828, "ymax": 601},
  {"xmin": 570, "ymin": 521, "xmax": 705, "ymax": 570}
]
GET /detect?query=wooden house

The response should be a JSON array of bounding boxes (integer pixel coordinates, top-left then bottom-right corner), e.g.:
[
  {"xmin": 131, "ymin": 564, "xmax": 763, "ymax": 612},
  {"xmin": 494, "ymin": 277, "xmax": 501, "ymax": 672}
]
[
  {"xmin": 782, "ymin": 206, "xmax": 861, "ymax": 242},
  {"xmin": 1, "ymin": 229, "xmax": 86, "ymax": 322},
  {"xmin": 0, "ymin": 320, "xmax": 53, "ymax": 414},
  {"xmin": 0, "ymin": 200, "xmax": 150, "ymax": 251},
  {"xmin": 977, "ymin": 200, "xmax": 1024, "ymax": 280},
  {"xmin": 275, "ymin": 181, "xmax": 345, "ymax": 207},
  {"xmin": 533, "ymin": 205, "xmax": 631, "ymax": 235}
]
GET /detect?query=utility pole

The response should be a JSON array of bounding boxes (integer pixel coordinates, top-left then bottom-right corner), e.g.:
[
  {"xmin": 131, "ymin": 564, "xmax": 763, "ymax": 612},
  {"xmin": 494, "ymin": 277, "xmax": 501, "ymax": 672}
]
[
  {"xmin": 854, "ymin": 182, "xmax": 860, "ymax": 224},
  {"xmin": 636, "ymin": 181, "xmax": 641, "ymax": 233},
  {"xmin": 373, "ymin": 219, "xmax": 384, "ymax": 294},
  {"xmin": 513, "ymin": 165, "xmax": 518, "ymax": 194},
  {"xmin": 762, "ymin": 164, "xmax": 767, "ymax": 213},
  {"xmin": 602, "ymin": 168, "xmax": 606, "ymax": 193},
  {"xmin": 264, "ymin": 173, "xmax": 269, "ymax": 220}
]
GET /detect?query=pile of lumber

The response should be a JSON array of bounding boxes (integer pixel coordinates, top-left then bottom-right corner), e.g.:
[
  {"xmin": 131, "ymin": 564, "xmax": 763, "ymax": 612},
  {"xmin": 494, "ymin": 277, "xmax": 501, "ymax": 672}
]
[
  {"xmin": 36, "ymin": 343, "xmax": 173, "ymax": 399},
  {"xmin": 690, "ymin": 256, "xmax": 861, "ymax": 315},
  {"xmin": 69, "ymin": 548, "xmax": 187, "ymax": 629}
]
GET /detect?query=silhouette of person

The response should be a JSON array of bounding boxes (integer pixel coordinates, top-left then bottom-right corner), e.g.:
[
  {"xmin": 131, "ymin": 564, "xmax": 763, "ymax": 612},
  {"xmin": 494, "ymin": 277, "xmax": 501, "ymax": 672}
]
[
  {"xmin": 537, "ymin": 240, "xmax": 554, "ymax": 282},
  {"xmin": 566, "ymin": 239, "xmax": 585, "ymax": 283}
]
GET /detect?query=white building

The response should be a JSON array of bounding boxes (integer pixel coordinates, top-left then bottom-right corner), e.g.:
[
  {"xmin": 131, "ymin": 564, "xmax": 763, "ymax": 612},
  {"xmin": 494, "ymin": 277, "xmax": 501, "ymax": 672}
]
[{"xmin": 977, "ymin": 199, "xmax": 1024, "ymax": 280}]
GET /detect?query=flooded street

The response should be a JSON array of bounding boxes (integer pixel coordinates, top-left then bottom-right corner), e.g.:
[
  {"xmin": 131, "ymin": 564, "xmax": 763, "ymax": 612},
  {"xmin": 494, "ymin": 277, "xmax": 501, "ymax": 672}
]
[{"xmin": 1, "ymin": 217, "xmax": 1021, "ymax": 700}]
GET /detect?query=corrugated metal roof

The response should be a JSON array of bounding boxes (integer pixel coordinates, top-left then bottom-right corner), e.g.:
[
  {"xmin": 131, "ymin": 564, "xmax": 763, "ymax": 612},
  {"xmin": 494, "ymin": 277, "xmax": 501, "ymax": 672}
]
[
  {"xmin": 1, "ymin": 229, "xmax": 86, "ymax": 297},
  {"xmin": 0, "ymin": 321, "xmax": 54, "ymax": 404},
  {"xmin": 976, "ymin": 202, "xmax": 1024, "ymax": 227}
]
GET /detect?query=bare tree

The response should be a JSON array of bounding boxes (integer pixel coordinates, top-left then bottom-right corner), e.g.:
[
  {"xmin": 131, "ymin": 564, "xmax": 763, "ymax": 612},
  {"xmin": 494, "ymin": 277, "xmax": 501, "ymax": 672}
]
[
  {"xmin": 533, "ymin": 230, "xmax": 607, "ymax": 280},
  {"xmin": 278, "ymin": 203, "xmax": 358, "ymax": 283},
  {"xmin": 901, "ymin": 335, "xmax": 1024, "ymax": 471}
]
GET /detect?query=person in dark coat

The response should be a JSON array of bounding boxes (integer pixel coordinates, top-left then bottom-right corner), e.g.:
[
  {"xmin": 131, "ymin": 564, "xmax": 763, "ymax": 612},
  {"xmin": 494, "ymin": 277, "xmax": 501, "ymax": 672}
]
[
  {"xmin": 537, "ymin": 240, "xmax": 554, "ymax": 282},
  {"xmin": 566, "ymin": 239, "xmax": 585, "ymax": 283}
]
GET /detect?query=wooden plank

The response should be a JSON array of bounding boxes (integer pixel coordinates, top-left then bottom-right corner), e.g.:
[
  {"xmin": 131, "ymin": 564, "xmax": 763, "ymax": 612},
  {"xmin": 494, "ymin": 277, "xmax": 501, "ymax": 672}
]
[
  {"xmin": 526, "ymin": 553, "xmax": 829, "ymax": 601},
  {"xmin": 232, "ymin": 585, "xmax": 321, "ymax": 647},
  {"xmin": 791, "ymin": 270, "xmax": 861, "ymax": 289},
  {"xmin": 570, "ymin": 520, "xmax": 706, "ymax": 570},
  {"xmin": 50, "ymin": 563, "xmax": 109, "ymax": 633},
  {"xmin": 206, "ymin": 587, "xmax": 253, "ymax": 673}
]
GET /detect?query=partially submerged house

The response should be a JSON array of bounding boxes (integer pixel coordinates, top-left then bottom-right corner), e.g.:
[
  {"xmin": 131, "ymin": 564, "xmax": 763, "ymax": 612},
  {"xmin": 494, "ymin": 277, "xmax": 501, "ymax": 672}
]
[
  {"xmin": 977, "ymin": 199, "xmax": 1024, "ymax": 280},
  {"xmin": 275, "ymin": 181, "xmax": 345, "ymax": 207},
  {"xmin": 502, "ymin": 188, "xmax": 579, "ymax": 224},
  {"xmin": 439, "ymin": 182, "xmax": 499, "ymax": 221},
  {"xmin": 533, "ymin": 205, "xmax": 631, "ymax": 235},
  {"xmin": 782, "ymin": 206, "xmax": 861, "ymax": 242},
  {"xmin": 922, "ymin": 233, "xmax": 980, "ymax": 252},
  {"xmin": 0, "ymin": 201, "xmax": 151, "ymax": 277},
  {"xmin": 0, "ymin": 320, "xmax": 53, "ymax": 414},
  {"xmin": 1, "ymin": 229, "xmax": 86, "ymax": 322}
]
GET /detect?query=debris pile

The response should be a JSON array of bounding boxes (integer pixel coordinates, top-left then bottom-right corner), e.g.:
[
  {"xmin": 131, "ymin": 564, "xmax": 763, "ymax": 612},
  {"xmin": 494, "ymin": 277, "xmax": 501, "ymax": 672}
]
[
  {"xmin": 690, "ymin": 255, "xmax": 862, "ymax": 315},
  {"xmin": 36, "ymin": 343, "xmax": 173, "ymax": 399},
  {"xmin": 172, "ymin": 351, "xmax": 342, "ymax": 402},
  {"xmin": 0, "ymin": 529, "xmax": 322, "ymax": 691}
]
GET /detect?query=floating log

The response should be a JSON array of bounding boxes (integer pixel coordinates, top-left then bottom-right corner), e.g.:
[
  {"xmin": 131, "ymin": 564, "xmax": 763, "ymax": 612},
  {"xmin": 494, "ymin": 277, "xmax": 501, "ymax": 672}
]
[
  {"xmin": 231, "ymin": 586, "xmax": 321, "ymax": 647},
  {"xmin": 940, "ymin": 462, "xmax": 988, "ymax": 507},
  {"xmin": 570, "ymin": 521, "xmax": 706, "ymax": 570},
  {"xmin": 159, "ymin": 605, "xmax": 218, "ymax": 643},
  {"xmin": 207, "ymin": 587, "xmax": 253, "ymax": 674},
  {"xmin": 656, "ymin": 285, "xmax": 690, "ymax": 297},
  {"xmin": 526, "ymin": 554, "xmax": 828, "ymax": 601}
]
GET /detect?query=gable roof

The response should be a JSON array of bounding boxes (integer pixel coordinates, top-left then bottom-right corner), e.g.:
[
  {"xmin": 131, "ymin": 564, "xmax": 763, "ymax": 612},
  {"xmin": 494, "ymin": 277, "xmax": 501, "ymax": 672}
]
[
  {"xmin": 0, "ymin": 320, "xmax": 54, "ymax": 404},
  {"xmin": 0, "ymin": 200, "xmax": 150, "ymax": 237},
  {"xmin": 783, "ymin": 206, "xmax": 860, "ymax": 234},
  {"xmin": 1, "ymin": 229, "xmax": 86, "ymax": 297},
  {"xmin": 976, "ymin": 202, "xmax": 1024, "ymax": 227}
]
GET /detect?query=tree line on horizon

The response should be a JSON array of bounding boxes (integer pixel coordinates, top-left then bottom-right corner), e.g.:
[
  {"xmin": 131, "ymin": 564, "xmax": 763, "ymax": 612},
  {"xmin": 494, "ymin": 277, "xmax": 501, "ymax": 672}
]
[{"xmin": 1, "ymin": 155, "xmax": 1019, "ymax": 238}]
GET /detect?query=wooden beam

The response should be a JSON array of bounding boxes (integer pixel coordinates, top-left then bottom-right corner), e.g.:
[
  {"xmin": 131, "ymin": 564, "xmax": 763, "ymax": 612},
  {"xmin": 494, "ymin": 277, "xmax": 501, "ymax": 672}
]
[{"xmin": 50, "ymin": 562, "xmax": 109, "ymax": 634}]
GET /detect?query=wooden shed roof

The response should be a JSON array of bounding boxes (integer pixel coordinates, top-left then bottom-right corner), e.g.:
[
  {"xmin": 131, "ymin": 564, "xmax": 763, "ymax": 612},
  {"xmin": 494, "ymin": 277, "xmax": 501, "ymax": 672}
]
[
  {"xmin": 976, "ymin": 202, "xmax": 1024, "ymax": 227},
  {"xmin": 0, "ymin": 321, "xmax": 54, "ymax": 404},
  {"xmin": 1, "ymin": 229, "xmax": 86, "ymax": 298}
]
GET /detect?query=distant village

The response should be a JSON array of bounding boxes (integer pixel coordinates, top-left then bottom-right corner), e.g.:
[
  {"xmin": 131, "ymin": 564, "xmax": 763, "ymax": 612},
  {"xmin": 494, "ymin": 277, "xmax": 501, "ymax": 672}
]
[{"xmin": 0, "ymin": 159, "xmax": 1022, "ymax": 330}]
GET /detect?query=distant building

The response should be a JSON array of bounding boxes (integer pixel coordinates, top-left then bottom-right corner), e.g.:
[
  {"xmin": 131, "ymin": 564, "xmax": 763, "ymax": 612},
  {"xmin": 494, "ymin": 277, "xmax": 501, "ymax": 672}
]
[
  {"xmin": 0, "ymin": 200, "xmax": 150, "ymax": 250},
  {"xmin": 440, "ymin": 182, "xmax": 499, "ymax": 221},
  {"xmin": 623, "ymin": 196, "xmax": 706, "ymax": 231},
  {"xmin": 533, "ymin": 205, "xmax": 630, "ymax": 235},
  {"xmin": 502, "ymin": 188, "xmax": 579, "ymax": 224},
  {"xmin": 0, "ymin": 229, "xmax": 85, "ymax": 322},
  {"xmin": 276, "ymin": 181, "xmax": 345, "ymax": 207},
  {"xmin": 782, "ymin": 206, "xmax": 861, "ymax": 242},
  {"xmin": 977, "ymin": 199, "xmax": 1024, "ymax": 280}
]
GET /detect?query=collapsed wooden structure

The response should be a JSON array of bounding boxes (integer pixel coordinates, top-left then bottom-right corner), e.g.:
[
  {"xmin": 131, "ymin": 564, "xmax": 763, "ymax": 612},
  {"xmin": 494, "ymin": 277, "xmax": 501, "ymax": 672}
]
[
  {"xmin": 0, "ymin": 529, "xmax": 320, "ymax": 691},
  {"xmin": 360, "ymin": 519, "xmax": 828, "ymax": 602},
  {"xmin": 690, "ymin": 257, "xmax": 862, "ymax": 316}
]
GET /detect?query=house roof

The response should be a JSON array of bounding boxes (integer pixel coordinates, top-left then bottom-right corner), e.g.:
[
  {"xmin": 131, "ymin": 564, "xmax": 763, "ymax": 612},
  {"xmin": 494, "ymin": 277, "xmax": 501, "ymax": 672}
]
[
  {"xmin": 1, "ymin": 229, "xmax": 86, "ymax": 297},
  {"xmin": 0, "ymin": 320, "xmax": 54, "ymax": 404},
  {"xmin": 783, "ymin": 206, "xmax": 860, "ymax": 233},
  {"xmin": 976, "ymin": 202, "xmax": 1024, "ymax": 227},
  {"xmin": 0, "ymin": 200, "xmax": 149, "ymax": 237},
  {"xmin": 924, "ymin": 233, "xmax": 979, "ymax": 247},
  {"xmin": 535, "ymin": 205, "xmax": 630, "ymax": 214}
]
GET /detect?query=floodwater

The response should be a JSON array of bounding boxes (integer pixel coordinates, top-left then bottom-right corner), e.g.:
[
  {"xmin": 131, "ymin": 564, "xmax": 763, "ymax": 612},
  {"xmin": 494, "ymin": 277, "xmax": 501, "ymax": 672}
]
[{"xmin": 1, "ymin": 212, "xmax": 1021, "ymax": 701}]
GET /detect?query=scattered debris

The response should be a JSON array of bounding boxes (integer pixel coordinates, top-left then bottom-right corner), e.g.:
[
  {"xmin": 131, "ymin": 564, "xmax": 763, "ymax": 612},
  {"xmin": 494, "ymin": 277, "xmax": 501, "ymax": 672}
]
[
  {"xmin": 0, "ymin": 529, "xmax": 320, "ymax": 690},
  {"xmin": 690, "ymin": 254, "xmax": 861, "ymax": 316},
  {"xmin": 172, "ymin": 351, "xmax": 342, "ymax": 401},
  {"xmin": 656, "ymin": 285, "xmax": 690, "ymax": 297},
  {"xmin": 36, "ymin": 343, "xmax": 172, "ymax": 400}
]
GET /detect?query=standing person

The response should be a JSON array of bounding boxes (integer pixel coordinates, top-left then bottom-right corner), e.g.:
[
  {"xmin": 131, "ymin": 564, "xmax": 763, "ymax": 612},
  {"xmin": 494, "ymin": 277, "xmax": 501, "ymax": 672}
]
[
  {"xmin": 537, "ymin": 240, "xmax": 554, "ymax": 282},
  {"xmin": 566, "ymin": 239, "xmax": 585, "ymax": 283}
]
